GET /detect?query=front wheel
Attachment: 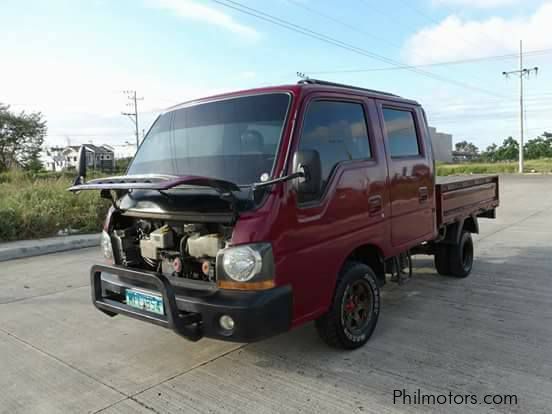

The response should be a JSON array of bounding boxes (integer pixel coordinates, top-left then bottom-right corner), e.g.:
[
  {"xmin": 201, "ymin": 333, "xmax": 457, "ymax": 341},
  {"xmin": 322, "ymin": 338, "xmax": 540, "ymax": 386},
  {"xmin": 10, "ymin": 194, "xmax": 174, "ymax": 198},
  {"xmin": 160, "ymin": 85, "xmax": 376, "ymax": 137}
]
[{"xmin": 315, "ymin": 262, "xmax": 380, "ymax": 349}]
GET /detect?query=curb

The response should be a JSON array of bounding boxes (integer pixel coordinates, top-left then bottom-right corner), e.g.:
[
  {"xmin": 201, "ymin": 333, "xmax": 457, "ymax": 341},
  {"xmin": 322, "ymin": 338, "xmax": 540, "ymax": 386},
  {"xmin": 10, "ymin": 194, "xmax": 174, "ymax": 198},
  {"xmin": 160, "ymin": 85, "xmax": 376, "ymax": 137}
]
[{"xmin": 0, "ymin": 234, "xmax": 100, "ymax": 262}]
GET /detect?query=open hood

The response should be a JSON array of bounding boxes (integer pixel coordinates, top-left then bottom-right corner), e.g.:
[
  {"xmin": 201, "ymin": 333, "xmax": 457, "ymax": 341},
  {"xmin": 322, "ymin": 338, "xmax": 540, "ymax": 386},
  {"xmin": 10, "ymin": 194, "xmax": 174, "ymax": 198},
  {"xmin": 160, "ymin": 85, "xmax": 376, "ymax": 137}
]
[{"xmin": 67, "ymin": 174, "xmax": 241, "ymax": 193}]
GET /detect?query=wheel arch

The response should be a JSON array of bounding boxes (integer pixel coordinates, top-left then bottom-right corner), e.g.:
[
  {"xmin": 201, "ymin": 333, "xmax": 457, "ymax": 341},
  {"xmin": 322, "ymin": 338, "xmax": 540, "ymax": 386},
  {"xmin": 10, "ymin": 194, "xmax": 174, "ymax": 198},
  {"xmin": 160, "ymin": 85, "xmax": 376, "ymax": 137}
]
[
  {"xmin": 442, "ymin": 215, "xmax": 479, "ymax": 245},
  {"xmin": 344, "ymin": 243, "xmax": 386, "ymax": 286},
  {"xmin": 463, "ymin": 215, "xmax": 479, "ymax": 234}
]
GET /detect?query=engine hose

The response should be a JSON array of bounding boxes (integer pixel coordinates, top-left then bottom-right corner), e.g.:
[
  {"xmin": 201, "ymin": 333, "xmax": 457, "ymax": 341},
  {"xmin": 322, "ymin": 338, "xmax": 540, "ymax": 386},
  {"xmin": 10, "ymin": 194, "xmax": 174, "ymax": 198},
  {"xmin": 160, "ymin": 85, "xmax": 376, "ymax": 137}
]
[{"xmin": 179, "ymin": 235, "xmax": 189, "ymax": 258}]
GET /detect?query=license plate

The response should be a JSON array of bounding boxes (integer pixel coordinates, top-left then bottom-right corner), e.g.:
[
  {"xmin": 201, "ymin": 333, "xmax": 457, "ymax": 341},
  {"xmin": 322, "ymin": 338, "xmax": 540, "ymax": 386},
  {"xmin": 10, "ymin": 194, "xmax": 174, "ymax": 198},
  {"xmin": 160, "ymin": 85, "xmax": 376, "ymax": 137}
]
[{"xmin": 125, "ymin": 289, "xmax": 165, "ymax": 315}]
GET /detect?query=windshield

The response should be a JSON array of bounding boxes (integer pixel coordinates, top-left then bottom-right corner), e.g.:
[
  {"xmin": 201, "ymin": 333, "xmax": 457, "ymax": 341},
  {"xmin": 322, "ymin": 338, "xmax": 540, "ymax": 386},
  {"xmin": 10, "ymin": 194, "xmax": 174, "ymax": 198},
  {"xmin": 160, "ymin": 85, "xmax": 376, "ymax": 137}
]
[{"xmin": 128, "ymin": 93, "xmax": 291, "ymax": 185}]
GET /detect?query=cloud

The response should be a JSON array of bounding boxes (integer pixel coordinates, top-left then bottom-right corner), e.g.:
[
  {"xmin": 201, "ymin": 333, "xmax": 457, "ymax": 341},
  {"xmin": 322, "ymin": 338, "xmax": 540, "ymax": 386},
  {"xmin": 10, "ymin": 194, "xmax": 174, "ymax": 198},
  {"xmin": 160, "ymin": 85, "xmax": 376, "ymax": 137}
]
[
  {"xmin": 432, "ymin": 0, "xmax": 521, "ymax": 8},
  {"xmin": 149, "ymin": 0, "xmax": 259, "ymax": 40},
  {"xmin": 0, "ymin": 52, "xmax": 222, "ymax": 146},
  {"xmin": 403, "ymin": 3, "xmax": 552, "ymax": 64}
]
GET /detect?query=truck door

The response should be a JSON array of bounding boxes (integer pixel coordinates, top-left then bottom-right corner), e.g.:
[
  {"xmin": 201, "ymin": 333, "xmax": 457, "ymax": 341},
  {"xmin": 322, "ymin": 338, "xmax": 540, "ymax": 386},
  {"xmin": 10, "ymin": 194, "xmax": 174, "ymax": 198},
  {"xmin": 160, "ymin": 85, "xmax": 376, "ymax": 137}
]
[
  {"xmin": 377, "ymin": 102, "xmax": 434, "ymax": 248},
  {"xmin": 279, "ymin": 95, "xmax": 389, "ymax": 318}
]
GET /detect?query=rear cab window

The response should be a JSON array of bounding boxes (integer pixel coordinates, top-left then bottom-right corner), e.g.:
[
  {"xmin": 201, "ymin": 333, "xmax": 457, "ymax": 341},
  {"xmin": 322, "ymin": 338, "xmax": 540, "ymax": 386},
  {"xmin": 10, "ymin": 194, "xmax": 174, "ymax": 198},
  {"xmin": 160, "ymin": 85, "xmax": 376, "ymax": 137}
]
[
  {"xmin": 382, "ymin": 107, "xmax": 421, "ymax": 158},
  {"xmin": 297, "ymin": 100, "xmax": 372, "ymax": 203}
]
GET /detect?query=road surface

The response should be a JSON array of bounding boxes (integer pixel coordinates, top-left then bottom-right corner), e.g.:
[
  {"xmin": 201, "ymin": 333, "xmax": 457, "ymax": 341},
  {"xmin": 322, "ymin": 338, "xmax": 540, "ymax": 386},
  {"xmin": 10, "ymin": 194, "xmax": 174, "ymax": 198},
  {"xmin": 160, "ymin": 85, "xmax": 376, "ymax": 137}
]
[{"xmin": 1, "ymin": 175, "xmax": 551, "ymax": 413}]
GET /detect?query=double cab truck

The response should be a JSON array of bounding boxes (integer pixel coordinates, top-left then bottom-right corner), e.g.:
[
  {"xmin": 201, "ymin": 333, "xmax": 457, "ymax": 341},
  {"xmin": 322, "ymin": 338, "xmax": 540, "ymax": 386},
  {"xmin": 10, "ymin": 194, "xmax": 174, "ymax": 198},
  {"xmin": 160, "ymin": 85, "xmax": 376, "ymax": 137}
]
[{"xmin": 70, "ymin": 79, "xmax": 499, "ymax": 349}]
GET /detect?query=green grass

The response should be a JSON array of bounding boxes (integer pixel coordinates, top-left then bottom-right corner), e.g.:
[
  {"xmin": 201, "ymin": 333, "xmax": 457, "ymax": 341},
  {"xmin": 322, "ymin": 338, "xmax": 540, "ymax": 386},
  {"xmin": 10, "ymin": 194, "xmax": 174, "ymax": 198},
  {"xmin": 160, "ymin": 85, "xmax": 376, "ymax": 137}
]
[
  {"xmin": 0, "ymin": 170, "xmax": 109, "ymax": 242},
  {"xmin": 436, "ymin": 158, "xmax": 552, "ymax": 176},
  {"xmin": 1, "ymin": 157, "xmax": 551, "ymax": 242}
]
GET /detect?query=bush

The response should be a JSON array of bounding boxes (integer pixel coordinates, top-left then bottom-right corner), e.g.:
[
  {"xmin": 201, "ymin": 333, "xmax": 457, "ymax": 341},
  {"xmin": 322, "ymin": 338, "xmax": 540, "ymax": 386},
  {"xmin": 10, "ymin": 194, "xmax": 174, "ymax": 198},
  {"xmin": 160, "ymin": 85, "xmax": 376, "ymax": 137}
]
[
  {"xmin": 0, "ymin": 171, "xmax": 109, "ymax": 241},
  {"xmin": 437, "ymin": 159, "xmax": 552, "ymax": 176}
]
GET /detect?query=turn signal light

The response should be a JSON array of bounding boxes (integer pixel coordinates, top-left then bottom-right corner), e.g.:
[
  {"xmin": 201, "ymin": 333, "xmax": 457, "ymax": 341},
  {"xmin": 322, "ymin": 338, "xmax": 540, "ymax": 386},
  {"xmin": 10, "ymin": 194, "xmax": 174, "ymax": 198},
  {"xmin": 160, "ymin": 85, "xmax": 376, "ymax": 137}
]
[{"xmin": 217, "ymin": 279, "xmax": 275, "ymax": 291}]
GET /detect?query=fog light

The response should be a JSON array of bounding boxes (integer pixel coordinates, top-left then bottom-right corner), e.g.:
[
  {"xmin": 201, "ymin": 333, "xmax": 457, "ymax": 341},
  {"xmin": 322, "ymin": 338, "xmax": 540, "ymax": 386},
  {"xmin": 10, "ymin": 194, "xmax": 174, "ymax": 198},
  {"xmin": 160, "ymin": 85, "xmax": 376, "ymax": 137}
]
[{"xmin": 219, "ymin": 315, "xmax": 235, "ymax": 331}]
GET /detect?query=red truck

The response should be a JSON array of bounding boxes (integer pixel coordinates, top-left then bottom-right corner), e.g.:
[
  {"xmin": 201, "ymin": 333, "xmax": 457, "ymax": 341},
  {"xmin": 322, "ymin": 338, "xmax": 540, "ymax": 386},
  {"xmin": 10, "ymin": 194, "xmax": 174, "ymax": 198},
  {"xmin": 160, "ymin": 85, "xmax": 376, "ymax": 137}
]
[{"xmin": 70, "ymin": 79, "xmax": 499, "ymax": 349}]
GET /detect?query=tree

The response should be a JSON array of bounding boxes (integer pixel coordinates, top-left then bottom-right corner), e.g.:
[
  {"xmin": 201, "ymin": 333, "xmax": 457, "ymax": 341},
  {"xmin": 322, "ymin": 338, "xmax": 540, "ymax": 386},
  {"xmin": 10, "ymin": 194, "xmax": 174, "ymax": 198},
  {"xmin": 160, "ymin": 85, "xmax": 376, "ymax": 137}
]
[
  {"xmin": 524, "ymin": 133, "xmax": 552, "ymax": 159},
  {"xmin": 496, "ymin": 137, "xmax": 519, "ymax": 161},
  {"xmin": 115, "ymin": 157, "xmax": 133, "ymax": 173},
  {"xmin": 0, "ymin": 103, "xmax": 47, "ymax": 172},
  {"xmin": 455, "ymin": 140, "xmax": 479, "ymax": 155},
  {"xmin": 481, "ymin": 143, "xmax": 498, "ymax": 162}
]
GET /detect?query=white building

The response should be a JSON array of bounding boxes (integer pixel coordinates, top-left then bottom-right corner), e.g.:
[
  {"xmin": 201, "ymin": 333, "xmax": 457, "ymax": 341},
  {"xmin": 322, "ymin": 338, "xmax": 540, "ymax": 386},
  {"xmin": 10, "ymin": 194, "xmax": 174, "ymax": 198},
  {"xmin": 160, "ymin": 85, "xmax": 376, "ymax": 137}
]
[
  {"xmin": 62, "ymin": 144, "xmax": 115, "ymax": 171},
  {"xmin": 429, "ymin": 127, "xmax": 453, "ymax": 163},
  {"xmin": 104, "ymin": 142, "xmax": 137, "ymax": 160},
  {"xmin": 40, "ymin": 147, "xmax": 66, "ymax": 171}
]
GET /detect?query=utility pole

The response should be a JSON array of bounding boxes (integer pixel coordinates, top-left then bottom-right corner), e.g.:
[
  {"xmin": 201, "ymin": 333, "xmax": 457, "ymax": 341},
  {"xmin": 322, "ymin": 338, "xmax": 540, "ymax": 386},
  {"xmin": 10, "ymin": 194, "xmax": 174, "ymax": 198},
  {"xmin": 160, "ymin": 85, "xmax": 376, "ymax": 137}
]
[
  {"xmin": 502, "ymin": 40, "xmax": 538, "ymax": 173},
  {"xmin": 122, "ymin": 90, "xmax": 143, "ymax": 148}
]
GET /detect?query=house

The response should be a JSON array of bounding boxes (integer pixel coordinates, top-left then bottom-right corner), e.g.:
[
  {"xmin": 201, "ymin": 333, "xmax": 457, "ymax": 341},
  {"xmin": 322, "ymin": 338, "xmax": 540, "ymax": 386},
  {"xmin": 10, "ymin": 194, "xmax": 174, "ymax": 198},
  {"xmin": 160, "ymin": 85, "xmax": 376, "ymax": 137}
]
[
  {"xmin": 62, "ymin": 144, "xmax": 115, "ymax": 171},
  {"xmin": 40, "ymin": 146, "xmax": 66, "ymax": 171}
]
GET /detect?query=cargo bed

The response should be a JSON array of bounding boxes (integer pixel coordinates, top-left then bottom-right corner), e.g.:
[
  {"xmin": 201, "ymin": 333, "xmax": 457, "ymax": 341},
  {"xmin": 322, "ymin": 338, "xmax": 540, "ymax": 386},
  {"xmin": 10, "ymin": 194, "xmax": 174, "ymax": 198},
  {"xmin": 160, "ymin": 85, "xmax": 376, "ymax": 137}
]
[{"xmin": 435, "ymin": 175, "xmax": 499, "ymax": 227}]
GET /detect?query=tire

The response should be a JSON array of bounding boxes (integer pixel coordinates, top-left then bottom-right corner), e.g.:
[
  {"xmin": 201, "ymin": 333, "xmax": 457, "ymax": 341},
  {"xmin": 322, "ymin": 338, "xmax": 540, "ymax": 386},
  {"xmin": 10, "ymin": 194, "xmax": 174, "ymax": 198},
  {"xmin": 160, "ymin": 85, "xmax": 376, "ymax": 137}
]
[
  {"xmin": 448, "ymin": 231, "xmax": 474, "ymax": 278},
  {"xmin": 434, "ymin": 244, "xmax": 451, "ymax": 276},
  {"xmin": 315, "ymin": 262, "xmax": 380, "ymax": 349}
]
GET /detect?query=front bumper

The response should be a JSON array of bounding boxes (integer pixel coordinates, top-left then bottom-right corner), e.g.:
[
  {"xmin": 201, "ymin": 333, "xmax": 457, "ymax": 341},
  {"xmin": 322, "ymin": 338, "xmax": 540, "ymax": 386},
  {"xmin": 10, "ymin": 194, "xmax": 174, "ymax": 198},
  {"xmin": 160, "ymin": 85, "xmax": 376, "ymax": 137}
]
[{"xmin": 90, "ymin": 264, "xmax": 292, "ymax": 342}]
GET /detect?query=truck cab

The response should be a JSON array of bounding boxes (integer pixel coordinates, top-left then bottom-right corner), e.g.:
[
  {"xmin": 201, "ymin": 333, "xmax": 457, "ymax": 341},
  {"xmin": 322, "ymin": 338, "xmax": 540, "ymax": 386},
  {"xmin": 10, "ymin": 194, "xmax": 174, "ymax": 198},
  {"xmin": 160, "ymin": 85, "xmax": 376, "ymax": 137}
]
[{"xmin": 71, "ymin": 79, "xmax": 499, "ymax": 349}]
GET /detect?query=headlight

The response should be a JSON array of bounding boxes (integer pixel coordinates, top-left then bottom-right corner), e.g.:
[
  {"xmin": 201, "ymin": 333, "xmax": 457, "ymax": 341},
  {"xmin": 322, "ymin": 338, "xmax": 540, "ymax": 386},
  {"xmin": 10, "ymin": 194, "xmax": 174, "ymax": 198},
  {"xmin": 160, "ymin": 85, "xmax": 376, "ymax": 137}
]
[
  {"xmin": 222, "ymin": 245, "xmax": 263, "ymax": 282},
  {"xmin": 100, "ymin": 230, "xmax": 113, "ymax": 261}
]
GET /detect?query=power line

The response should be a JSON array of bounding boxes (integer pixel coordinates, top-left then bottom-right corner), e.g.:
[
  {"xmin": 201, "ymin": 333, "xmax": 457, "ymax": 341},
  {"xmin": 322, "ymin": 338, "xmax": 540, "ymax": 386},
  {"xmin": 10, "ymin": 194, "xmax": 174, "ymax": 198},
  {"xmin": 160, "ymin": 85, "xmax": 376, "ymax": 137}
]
[
  {"xmin": 358, "ymin": 0, "xmax": 532, "ymax": 89},
  {"xmin": 285, "ymin": 0, "xmax": 404, "ymax": 51},
  {"xmin": 289, "ymin": 0, "xmax": 500, "ymax": 88},
  {"xmin": 357, "ymin": 0, "xmax": 494, "ymax": 75},
  {"xmin": 429, "ymin": 107, "xmax": 552, "ymax": 123},
  {"xmin": 287, "ymin": 0, "xmax": 532, "ymax": 94},
  {"xmin": 307, "ymin": 48, "xmax": 552, "ymax": 74},
  {"xmin": 429, "ymin": 109, "xmax": 552, "ymax": 122},
  {"xmin": 210, "ymin": 0, "xmax": 506, "ymax": 98},
  {"xmin": 47, "ymin": 133, "xmax": 134, "ymax": 137},
  {"xmin": 427, "ymin": 101, "xmax": 552, "ymax": 116}
]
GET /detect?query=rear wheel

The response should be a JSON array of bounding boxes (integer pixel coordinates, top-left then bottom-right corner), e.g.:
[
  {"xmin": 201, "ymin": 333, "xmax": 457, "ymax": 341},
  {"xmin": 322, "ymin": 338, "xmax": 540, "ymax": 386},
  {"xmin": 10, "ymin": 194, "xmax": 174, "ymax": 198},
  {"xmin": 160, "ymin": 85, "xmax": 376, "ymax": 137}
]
[
  {"xmin": 434, "ymin": 230, "xmax": 474, "ymax": 278},
  {"xmin": 315, "ymin": 262, "xmax": 380, "ymax": 349},
  {"xmin": 449, "ymin": 231, "xmax": 474, "ymax": 278},
  {"xmin": 434, "ymin": 244, "xmax": 451, "ymax": 275}
]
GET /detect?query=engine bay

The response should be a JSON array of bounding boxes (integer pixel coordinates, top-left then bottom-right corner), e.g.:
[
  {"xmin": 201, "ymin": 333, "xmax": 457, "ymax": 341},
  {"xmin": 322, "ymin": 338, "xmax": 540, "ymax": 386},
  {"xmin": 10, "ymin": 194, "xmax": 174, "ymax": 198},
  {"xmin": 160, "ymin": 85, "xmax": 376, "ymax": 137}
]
[{"xmin": 110, "ymin": 217, "xmax": 233, "ymax": 283}]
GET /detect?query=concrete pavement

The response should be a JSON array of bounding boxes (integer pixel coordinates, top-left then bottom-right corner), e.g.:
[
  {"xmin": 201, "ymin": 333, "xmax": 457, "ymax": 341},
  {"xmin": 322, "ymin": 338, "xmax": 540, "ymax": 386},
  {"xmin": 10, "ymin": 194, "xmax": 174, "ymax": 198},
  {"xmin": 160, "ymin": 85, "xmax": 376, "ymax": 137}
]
[
  {"xmin": 0, "ymin": 233, "xmax": 100, "ymax": 262},
  {"xmin": 0, "ymin": 175, "xmax": 551, "ymax": 413}
]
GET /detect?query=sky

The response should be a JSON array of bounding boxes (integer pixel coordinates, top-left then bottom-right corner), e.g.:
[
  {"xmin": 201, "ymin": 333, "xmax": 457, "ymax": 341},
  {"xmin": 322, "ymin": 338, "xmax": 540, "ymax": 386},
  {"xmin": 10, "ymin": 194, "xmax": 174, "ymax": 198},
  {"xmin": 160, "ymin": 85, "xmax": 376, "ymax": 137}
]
[{"xmin": 2, "ymin": 0, "xmax": 552, "ymax": 151}]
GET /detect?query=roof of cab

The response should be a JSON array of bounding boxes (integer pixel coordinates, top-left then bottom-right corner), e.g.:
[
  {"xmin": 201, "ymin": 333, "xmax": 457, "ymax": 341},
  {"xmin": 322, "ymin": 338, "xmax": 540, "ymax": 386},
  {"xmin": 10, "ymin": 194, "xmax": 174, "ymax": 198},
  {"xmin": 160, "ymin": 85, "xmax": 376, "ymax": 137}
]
[{"xmin": 167, "ymin": 79, "xmax": 419, "ymax": 112}]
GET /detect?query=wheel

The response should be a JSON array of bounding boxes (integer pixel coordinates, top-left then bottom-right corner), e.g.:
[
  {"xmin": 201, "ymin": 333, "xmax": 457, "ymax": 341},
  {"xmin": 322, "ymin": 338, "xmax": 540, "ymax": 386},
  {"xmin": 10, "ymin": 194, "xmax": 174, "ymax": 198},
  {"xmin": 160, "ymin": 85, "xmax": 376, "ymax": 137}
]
[
  {"xmin": 449, "ymin": 231, "xmax": 474, "ymax": 278},
  {"xmin": 315, "ymin": 262, "xmax": 380, "ymax": 349},
  {"xmin": 434, "ymin": 244, "xmax": 451, "ymax": 275}
]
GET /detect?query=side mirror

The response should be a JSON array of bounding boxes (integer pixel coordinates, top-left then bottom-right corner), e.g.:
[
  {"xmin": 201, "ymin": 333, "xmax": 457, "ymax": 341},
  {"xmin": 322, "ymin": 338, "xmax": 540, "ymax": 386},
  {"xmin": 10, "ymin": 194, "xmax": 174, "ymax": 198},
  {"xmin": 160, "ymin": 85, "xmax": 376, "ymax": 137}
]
[
  {"xmin": 292, "ymin": 149, "xmax": 322, "ymax": 196},
  {"xmin": 73, "ymin": 145, "xmax": 87, "ymax": 186}
]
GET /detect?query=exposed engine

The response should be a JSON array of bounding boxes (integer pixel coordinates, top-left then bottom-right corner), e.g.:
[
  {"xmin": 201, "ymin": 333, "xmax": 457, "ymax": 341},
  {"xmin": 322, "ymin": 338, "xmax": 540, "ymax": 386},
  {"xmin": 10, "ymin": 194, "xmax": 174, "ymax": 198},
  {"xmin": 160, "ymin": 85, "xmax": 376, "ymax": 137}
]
[{"xmin": 110, "ymin": 219, "xmax": 232, "ymax": 283}]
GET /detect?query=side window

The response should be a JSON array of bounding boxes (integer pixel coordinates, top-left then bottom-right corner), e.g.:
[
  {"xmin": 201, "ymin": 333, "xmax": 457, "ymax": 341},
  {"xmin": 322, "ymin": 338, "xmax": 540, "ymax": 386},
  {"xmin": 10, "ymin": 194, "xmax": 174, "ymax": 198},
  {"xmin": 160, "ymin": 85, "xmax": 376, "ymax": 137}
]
[
  {"xmin": 298, "ymin": 100, "xmax": 371, "ymax": 203},
  {"xmin": 382, "ymin": 108, "xmax": 421, "ymax": 158}
]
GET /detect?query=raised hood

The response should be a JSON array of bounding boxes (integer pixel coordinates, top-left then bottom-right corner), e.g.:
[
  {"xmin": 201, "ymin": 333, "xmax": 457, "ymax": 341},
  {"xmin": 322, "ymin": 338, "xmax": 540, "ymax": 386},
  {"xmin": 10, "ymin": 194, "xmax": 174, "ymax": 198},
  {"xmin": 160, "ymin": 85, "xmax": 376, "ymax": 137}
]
[{"xmin": 67, "ymin": 174, "xmax": 241, "ymax": 193}]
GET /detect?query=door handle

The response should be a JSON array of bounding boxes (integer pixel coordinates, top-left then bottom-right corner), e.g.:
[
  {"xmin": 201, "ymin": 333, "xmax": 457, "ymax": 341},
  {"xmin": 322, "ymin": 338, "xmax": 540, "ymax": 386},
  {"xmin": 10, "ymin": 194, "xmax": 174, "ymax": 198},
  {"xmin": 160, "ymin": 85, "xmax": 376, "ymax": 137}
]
[
  {"xmin": 418, "ymin": 186, "xmax": 429, "ymax": 203},
  {"xmin": 368, "ymin": 195, "xmax": 383, "ymax": 216}
]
